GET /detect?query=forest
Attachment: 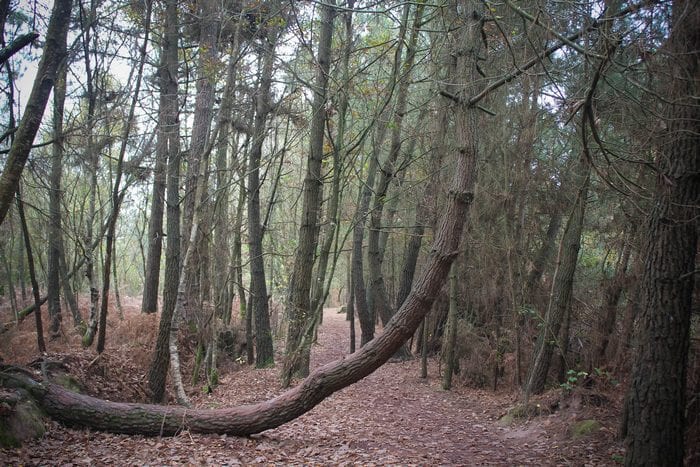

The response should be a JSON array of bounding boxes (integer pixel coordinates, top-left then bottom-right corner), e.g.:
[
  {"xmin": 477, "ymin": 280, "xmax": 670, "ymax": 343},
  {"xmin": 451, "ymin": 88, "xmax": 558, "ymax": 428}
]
[{"xmin": 0, "ymin": 0, "xmax": 697, "ymax": 464}]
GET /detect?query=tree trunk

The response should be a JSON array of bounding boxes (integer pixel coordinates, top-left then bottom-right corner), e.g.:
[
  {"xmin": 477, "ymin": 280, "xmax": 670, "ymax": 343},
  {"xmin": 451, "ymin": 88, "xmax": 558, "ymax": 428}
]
[
  {"xmin": 525, "ymin": 211, "xmax": 562, "ymax": 300},
  {"xmin": 623, "ymin": 1, "xmax": 699, "ymax": 464},
  {"xmin": 442, "ymin": 263, "xmax": 458, "ymax": 390},
  {"xmin": 309, "ymin": 0, "xmax": 355, "ymax": 335},
  {"xmin": 351, "ymin": 151, "xmax": 377, "ymax": 346},
  {"xmin": 247, "ymin": 26, "xmax": 281, "ymax": 368},
  {"xmin": 282, "ymin": 0, "xmax": 335, "ymax": 385},
  {"xmin": 140, "ymin": 66, "xmax": 169, "ymax": 314},
  {"xmin": 0, "ymin": 0, "xmax": 72, "ymax": 226},
  {"xmin": 593, "ymin": 226, "xmax": 634, "ymax": 367},
  {"xmin": 16, "ymin": 188, "xmax": 45, "ymax": 352},
  {"xmin": 212, "ymin": 30, "xmax": 241, "ymax": 324},
  {"xmin": 367, "ymin": 2, "xmax": 424, "ymax": 328},
  {"xmin": 59, "ymin": 245, "xmax": 81, "ymax": 327},
  {"xmin": 181, "ymin": 0, "xmax": 219, "ymax": 317},
  {"xmin": 524, "ymin": 160, "xmax": 590, "ymax": 396},
  {"xmin": 147, "ymin": 0, "xmax": 180, "ymax": 403},
  {"xmin": 1, "ymin": 243, "xmax": 19, "ymax": 320},
  {"xmin": 47, "ymin": 63, "xmax": 66, "ymax": 338}
]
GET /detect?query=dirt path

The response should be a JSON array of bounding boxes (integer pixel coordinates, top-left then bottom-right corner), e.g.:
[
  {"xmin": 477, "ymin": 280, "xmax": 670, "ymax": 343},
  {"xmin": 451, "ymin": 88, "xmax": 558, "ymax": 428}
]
[{"xmin": 1, "ymin": 307, "xmax": 623, "ymax": 465}]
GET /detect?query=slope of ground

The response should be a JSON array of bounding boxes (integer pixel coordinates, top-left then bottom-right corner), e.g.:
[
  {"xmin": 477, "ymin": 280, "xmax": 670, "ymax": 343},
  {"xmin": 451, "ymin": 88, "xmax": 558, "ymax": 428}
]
[{"xmin": 1, "ymin": 302, "xmax": 626, "ymax": 465}]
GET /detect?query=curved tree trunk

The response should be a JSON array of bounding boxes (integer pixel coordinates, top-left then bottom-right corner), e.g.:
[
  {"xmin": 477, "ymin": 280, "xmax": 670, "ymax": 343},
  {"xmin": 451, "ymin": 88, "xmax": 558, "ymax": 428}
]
[
  {"xmin": 0, "ymin": 0, "xmax": 480, "ymax": 438},
  {"xmin": 0, "ymin": 103, "xmax": 475, "ymax": 433}
]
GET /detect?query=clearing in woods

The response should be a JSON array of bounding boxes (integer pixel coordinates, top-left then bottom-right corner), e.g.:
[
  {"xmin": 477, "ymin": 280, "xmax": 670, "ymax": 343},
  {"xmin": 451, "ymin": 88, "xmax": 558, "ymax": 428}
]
[{"xmin": 1, "ymin": 305, "xmax": 624, "ymax": 465}]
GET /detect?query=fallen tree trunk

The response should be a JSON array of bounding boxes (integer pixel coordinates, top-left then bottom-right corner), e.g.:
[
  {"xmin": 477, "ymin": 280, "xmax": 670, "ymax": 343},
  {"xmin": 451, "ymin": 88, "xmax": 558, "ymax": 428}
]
[{"xmin": 0, "ymin": 141, "xmax": 474, "ymax": 436}]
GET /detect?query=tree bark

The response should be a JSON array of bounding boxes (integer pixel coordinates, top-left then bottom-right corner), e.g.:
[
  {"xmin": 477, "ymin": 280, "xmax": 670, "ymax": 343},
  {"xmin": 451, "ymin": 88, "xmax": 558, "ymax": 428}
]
[
  {"xmin": 181, "ymin": 0, "xmax": 219, "ymax": 316},
  {"xmin": 524, "ymin": 160, "xmax": 590, "ymax": 396},
  {"xmin": 247, "ymin": 27, "xmax": 280, "ymax": 368},
  {"xmin": 0, "ymin": 0, "xmax": 71, "ymax": 227},
  {"xmin": 46, "ymin": 64, "xmax": 67, "ymax": 338},
  {"xmin": 282, "ymin": 0, "xmax": 335, "ymax": 385},
  {"xmin": 148, "ymin": 0, "xmax": 180, "ymax": 402},
  {"xmin": 140, "ymin": 46, "xmax": 171, "ymax": 314},
  {"xmin": 16, "ymin": 188, "xmax": 45, "ymax": 352},
  {"xmin": 442, "ymin": 263, "xmax": 458, "ymax": 390},
  {"xmin": 80, "ymin": 0, "xmax": 101, "ymax": 348},
  {"xmin": 623, "ymin": 1, "xmax": 699, "ymax": 464}
]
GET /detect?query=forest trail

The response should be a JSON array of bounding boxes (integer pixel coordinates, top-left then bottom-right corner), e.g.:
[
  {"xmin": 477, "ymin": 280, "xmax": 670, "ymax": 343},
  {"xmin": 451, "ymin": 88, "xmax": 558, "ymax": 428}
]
[{"xmin": 1, "ymin": 307, "xmax": 623, "ymax": 465}]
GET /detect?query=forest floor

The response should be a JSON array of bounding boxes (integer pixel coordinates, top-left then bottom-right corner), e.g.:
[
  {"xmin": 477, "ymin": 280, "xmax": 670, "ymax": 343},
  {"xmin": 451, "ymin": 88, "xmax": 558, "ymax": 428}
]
[{"xmin": 0, "ymin": 300, "xmax": 628, "ymax": 465}]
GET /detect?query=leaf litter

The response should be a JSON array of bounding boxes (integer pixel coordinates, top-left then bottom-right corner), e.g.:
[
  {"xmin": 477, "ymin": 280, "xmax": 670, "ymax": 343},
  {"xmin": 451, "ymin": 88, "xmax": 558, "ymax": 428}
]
[{"xmin": 0, "ymin": 301, "xmax": 626, "ymax": 465}]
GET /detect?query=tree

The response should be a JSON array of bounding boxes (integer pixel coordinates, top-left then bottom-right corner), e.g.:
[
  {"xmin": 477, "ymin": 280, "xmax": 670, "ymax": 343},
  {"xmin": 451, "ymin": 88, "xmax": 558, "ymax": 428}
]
[
  {"xmin": 3, "ymin": 71, "xmax": 476, "ymax": 440},
  {"xmin": 180, "ymin": 0, "xmax": 220, "ymax": 315},
  {"xmin": 16, "ymin": 187, "xmax": 45, "ymax": 352},
  {"xmin": 0, "ymin": 0, "xmax": 72, "ymax": 226},
  {"xmin": 282, "ymin": 0, "xmax": 336, "ymax": 384},
  {"xmin": 622, "ymin": 0, "xmax": 699, "ymax": 463},
  {"xmin": 148, "ymin": 0, "xmax": 181, "ymax": 403},
  {"xmin": 247, "ymin": 9, "xmax": 284, "ymax": 368},
  {"xmin": 366, "ymin": 1, "xmax": 424, "ymax": 329},
  {"xmin": 1, "ymin": 0, "xmax": 480, "ymax": 436},
  {"xmin": 46, "ymin": 62, "xmax": 67, "ymax": 337}
]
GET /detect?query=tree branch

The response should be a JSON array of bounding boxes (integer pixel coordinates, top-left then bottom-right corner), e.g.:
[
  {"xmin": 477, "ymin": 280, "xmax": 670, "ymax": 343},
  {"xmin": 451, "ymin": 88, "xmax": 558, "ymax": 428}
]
[{"xmin": 0, "ymin": 32, "xmax": 39, "ymax": 66}]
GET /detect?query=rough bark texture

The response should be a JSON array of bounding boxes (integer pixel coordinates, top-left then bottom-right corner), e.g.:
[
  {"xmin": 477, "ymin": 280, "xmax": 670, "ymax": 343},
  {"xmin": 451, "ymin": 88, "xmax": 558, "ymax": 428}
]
[
  {"xmin": 282, "ymin": 1, "xmax": 335, "ymax": 383},
  {"xmin": 147, "ymin": 0, "xmax": 180, "ymax": 402},
  {"xmin": 247, "ymin": 28, "xmax": 279, "ymax": 368},
  {"xmin": 47, "ymin": 64, "xmax": 66, "ymax": 337},
  {"xmin": 623, "ymin": 0, "xmax": 699, "ymax": 464},
  {"xmin": 0, "ymin": 0, "xmax": 72, "ymax": 226},
  {"xmin": 181, "ymin": 0, "xmax": 219, "ymax": 315},
  {"xmin": 525, "ymin": 161, "xmax": 590, "ymax": 396}
]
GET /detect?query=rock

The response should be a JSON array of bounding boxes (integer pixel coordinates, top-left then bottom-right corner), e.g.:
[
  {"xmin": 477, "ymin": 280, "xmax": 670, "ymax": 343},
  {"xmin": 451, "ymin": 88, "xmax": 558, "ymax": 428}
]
[
  {"xmin": 498, "ymin": 414, "xmax": 514, "ymax": 426},
  {"xmin": 54, "ymin": 373, "xmax": 84, "ymax": 393},
  {"xmin": 570, "ymin": 419, "xmax": 601, "ymax": 439},
  {"xmin": 0, "ymin": 389, "xmax": 46, "ymax": 448}
]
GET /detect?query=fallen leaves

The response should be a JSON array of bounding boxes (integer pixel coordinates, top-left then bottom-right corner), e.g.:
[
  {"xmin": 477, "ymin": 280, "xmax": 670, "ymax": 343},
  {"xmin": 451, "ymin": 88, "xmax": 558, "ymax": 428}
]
[{"xmin": 0, "ymin": 307, "xmax": 627, "ymax": 465}]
